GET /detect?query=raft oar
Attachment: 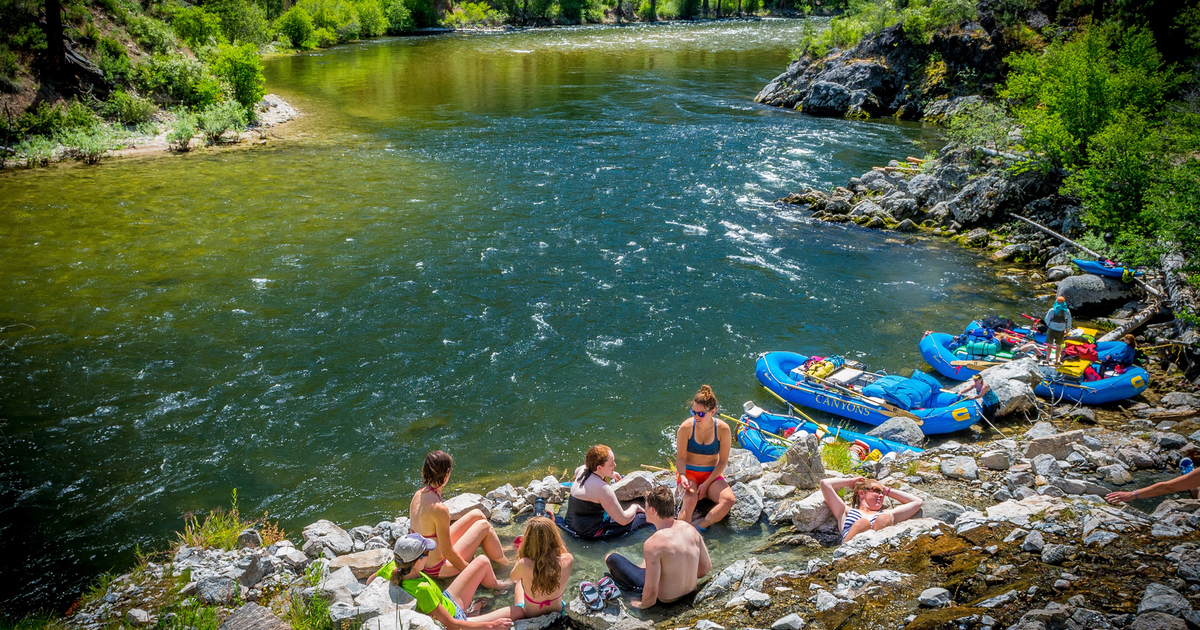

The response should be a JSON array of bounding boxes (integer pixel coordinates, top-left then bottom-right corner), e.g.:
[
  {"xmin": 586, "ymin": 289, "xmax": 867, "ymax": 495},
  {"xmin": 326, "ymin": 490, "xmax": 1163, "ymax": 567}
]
[
  {"xmin": 760, "ymin": 390, "xmax": 849, "ymax": 442},
  {"xmin": 720, "ymin": 413, "xmax": 792, "ymax": 443},
  {"xmin": 804, "ymin": 375, "xmax": 925, "ymax": 424},
  {"xmin": 640, "ymin": 464, "xmax": 669, "ymax": 472}
]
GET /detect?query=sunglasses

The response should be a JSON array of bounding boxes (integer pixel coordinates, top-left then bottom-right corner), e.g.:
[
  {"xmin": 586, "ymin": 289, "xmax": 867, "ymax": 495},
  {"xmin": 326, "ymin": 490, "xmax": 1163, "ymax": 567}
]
[{"xmin": 690, "ymin": 408, "xmax": 715, "ymax": 417}]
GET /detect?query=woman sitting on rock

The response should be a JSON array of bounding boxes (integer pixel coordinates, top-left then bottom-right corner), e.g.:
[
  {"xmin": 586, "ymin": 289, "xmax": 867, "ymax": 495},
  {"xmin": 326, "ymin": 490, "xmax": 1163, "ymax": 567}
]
[
  {"xmin": 555, "ymin": 444, "xmax": 647, "ymax": 539},
  {"xmin": 507, "ymin": 517, "xmax": 574, "ymax": 618},
  {"xmin": 371, "ymin": 533, "xmax": 514, "ymax": 630},
  {"xmin": 957, "ymin": 373, "xmax": 1000, "ymax": 421},
  {"xmin": 820, "ymin": 476, "xmax": 923, "ymax": 543},
  {"xmin": 675, "ymin": 385, "xmax": 736, "ymax": 530},
  {"xmin": 410, "ymin": 450, "xmax": 508, "ymax": 578}
]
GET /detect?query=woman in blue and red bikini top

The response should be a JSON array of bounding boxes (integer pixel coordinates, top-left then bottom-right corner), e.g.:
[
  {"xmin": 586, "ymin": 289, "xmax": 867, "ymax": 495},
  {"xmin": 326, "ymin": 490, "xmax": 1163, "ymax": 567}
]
[
  {"xmin": 409, "ymin": 450, "xmax": 509, "ymax": 578},
  {"xmin": 674, "ymin": 385, "xmax": 736, "ymax": 530}
]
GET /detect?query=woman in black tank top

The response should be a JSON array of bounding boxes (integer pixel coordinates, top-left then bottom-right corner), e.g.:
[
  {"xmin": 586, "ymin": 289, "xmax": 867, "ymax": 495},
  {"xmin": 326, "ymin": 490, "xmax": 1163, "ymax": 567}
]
[{"xmin": 561, "ymin": 445, "xmax": 646, "ymax": 538}]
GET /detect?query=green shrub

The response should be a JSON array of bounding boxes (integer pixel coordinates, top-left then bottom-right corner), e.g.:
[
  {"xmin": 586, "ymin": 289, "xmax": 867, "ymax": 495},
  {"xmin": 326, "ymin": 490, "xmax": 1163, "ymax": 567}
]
[
  {"xmin": 127, "ymin": 13, "xmax": 180, "ymax": 53},
  {"xmin": 15, "ymin": 135, "xmax": 56, "ymax": 167},
  {"xmin": 95, "ymin": 37, "xmax": 133, "ymax": 83},
  {"xmin": 167, "ymin": 111, "xmax": 197, "ymax": 150},
  {"xmin": 102, "ymin": 89, "xmax": 157, "ymax": 125},
  {"xmin": 210, "ymin": 43, "xmax": 264, "ymax": 111},
  {"xmin": 945, "ymin": 101, "xmax": 1015, "ymax": 152},
  {"xmin": 59, "ymin": 125, "xmax": 118, "ymax": 164},
  {"xmin": 17, "ymin": 102, "xmax": 65, "ymax": 137},
  {"xmin": 356, "ymin": 0, "xmax": 387, "ymax": 35},
  {"xmin": 135, "ymin": 54, "xmax": 224, "ymax": 109},
  {"xmin": 276, "ymin": 6, "xmax": 316, "ymax": 48},
  {"xmin": 11, "ymin": 24, "xmax": 48, "ymax": 51},
  {"xmin": 169, "ymin": 4, "xmax": 225, "ymax": 48},
  {"xmin": 402, "ymin": 0, "xmax": 437, "ymax": 27},
  {"xmin": 559, "ymin": 0, "xmax": 590, "ymax": 22},
  {"xmin": 384, "ymin": 0, "xmax": 413, "ymax": 33},
  {"xmin": 443, "ymin": 1, "xmax": 504, "ymax": 26},
  {"xmin": 313, "ymin": 26, "xmax": 337, "ymax": 46},
  {"xmin": 63, "ymin": 99, "xmax": 99, "ymax": 130},
  {"xmin": 208, "ymin": 0, "xmax": 273, "ymax": 45},
  {"xmin": 197, "ymin": 100, "xmax": 247, "ymax": 144}
]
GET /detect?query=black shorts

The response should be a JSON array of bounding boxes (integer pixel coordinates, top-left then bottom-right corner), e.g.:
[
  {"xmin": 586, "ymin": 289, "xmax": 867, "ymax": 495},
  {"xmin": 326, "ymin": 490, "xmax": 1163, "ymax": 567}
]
[
  {"xmin": 1046, "ymin": 328, "xmax": 1065, "ymax": 344},
  {"xmin": 605, "ymin": 553, "xmax": 645, "ymax": 593}
]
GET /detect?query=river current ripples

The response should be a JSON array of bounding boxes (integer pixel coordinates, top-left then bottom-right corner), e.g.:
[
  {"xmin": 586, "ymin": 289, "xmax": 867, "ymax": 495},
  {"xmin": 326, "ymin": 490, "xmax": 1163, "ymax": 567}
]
[{"xmin": 0, "ymin": 19, "xmax": 1037, "ymax": 613}]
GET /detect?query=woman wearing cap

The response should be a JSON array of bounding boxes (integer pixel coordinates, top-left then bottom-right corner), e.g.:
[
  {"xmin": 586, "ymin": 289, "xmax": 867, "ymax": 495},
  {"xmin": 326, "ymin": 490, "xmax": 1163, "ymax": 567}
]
[
  {"xmin": 410, "ymin": 451, "xmax": 508, "ymax": 578},
  {"xmin": 958, "ymin": 373, "xmax": 1000, "ymax": 421},
  {"xmin": 819, "ymin": 477, "xmax": 923, "ymax": 543},
  {"xmin": 372, "ymin": 533, "xmax": 515, "ymax": 630}
]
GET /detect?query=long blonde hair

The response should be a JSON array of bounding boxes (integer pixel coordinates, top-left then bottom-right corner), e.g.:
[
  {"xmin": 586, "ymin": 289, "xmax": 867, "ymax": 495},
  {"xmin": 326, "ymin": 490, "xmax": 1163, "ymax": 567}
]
[{"xmin": 518, "ymin": 517, "xmax": 567, "ymax": 595}]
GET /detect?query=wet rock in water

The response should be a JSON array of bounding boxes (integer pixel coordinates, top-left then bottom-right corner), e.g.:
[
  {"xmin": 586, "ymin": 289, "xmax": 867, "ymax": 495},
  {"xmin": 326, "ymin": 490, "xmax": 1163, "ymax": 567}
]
[
  {"xmin": 1022, "ymin": 529, "xmax": 1045, "ymax": 552},
  {"xmin": 1057, "ymin": 274, "xmax": 1142, "ymax": 316},
  {"xmin": 770, "ymin": 613, "xmax": 806, "ymax": 630},
  {"xmin": 993, "ymin": 243, "xmax": 1037, "ymax": 261},
  {"xmin": 789, "ymin": 489, "xmax": 835, "ymax": 532},
  {"xmin": 941, "ymin": 455, "xmax": 979, "ymax": 480},
  {"xmin": 725, "ymin": 449, "xmax": 764, "ymax": 484},
  {"xmin": 349, "ymin": 525, "xmax": 374, "ymax": 542},
  {"xmin": 1047, "ymin": 265, "xmax": 1073, "ymax": 281},
  {"xmin": 1024, "ymin": 421, "xmax": 1059, "ymax": 440},
  {"xmin": 729, "ymin": 482, "xmax": 764, "ymax": 530},
  {"xmin": 852, "ymin": 198, "xmax": 884, "ymax": 216},
  {"xmin": 896, "ymin": 218, "xmax": 917, "ymax": 232},
  {"xmin": 567, "ymin": 596, "xmax": 652, "ymax": 630},
  {"xmin": 237, "ymin": 529, "xmax": 263, "ymax": 549},
  {"xmin": 216, "ymin": 603, "xmax": 289, "ymax": 630},
  {"xmin": 444, "ymin": 493, "xmax": 490, "ymax": 520},
  {"xmin": 303, "ymin": 520, "xmax": 355, "ymax": 556},
  {"xmin": 962, "ymin": 227, "xmax": 990, "ymax": 246},
  {"xmin": 779, "ymin": 432, "xmax": 825, "ymax": 489},
  {"xmin": 835, "ymin": 518, "xmax": 941, "ymax": 559},
  {"xmin": 918, "ymin": 587, "xmax": 951, "ymax": 608},
  {"xmin": 1130, "ymin": 612, "xmax": 1187, "ymax": 630},
  {"xmin": 362, "ymin": 610, "xmax": 439, "ymax": 630},
  {"xmin": 197, "ymin": 576, "xmax": 237, "ymax": 605},
  {"xmin": 866, "ymin": 417, "xmax": 924, "ymax": 448},
  {"xmin": 1041, "ymin": 544, "xmax": 1077, "ymax": 565},
  {"xmin": 511, "ymin": 615, "xmax": 557, "ymax": 630},
  {"xmin": 695, "ymin": 558, "xmax": 772, "ymax": 605},
  {"xmin": 980, "ymin": 450, "xmax": 1013, "ymax": 470},
  {"xmin": 611, "ymin": 471, "xmax": 655, "ymax": 501},
  {"xmin": 489, "ymin": 501, "xmax": 513, "ymax": 525},
  {"xmin": 328, "ymin": 548, "xmax": 392, "ymax": 580}
]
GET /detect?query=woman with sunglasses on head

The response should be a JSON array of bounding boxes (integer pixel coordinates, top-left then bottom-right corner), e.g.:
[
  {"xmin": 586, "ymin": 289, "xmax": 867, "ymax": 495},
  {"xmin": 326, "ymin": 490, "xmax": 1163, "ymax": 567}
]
[
  {"xmin": 410, "ymin": 451, "xmax": 508, "ymax": 579},
  {"xmin": 819, "ymin": 476, "xmax": 923, "ymax": 543},
  {"xmin": 675, "ymin": 385, "xmax": 736, "ymax": 530},
  {"xmin": 557, "ymin": 444, "xmax": 647, "ymax": 538}
]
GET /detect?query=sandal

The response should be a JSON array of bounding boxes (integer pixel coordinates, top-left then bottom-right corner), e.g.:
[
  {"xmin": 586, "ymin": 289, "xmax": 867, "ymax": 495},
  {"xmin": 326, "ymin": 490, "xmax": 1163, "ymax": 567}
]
[
  {"xmin": 597, "ymin": 576, "xmax": 621, "ymax": 601},
  {"xmin": 579, "ymin": 581, "xmax": 604, "ymax": 611}
]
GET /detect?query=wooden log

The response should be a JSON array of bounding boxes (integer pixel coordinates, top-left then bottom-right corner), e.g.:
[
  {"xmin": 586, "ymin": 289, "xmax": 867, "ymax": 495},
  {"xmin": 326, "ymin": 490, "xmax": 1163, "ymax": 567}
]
[
  {"xmin": 1097, "ymin": 299, "xmax": 1160, "ymax": 342},
  {"xmin": 1009, "ymin": 213, "xmax": 1164, "ymax": 299},
  {"xmin": 1149, "ymin": 408, "xmax": 1199, "ymax": 421},
  {"xmin": 1161, "ymin": 249, "xmax": 1199, "ymax": 346},
  {"xmin": 906, "ymin": 156, "xmax": 925, "ymax": 164}
]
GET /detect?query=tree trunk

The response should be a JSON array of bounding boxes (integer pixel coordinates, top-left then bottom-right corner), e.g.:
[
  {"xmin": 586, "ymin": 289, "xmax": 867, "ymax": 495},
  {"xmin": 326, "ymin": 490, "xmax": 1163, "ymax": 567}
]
[
  {"xmin": 1097, "ymin": 300, "xmax": 1160, "ymax": 343},
  {"xmin": 702, "ymin": 0, "xmax": 708, "ymax": 18},
  {"xmin": 1162, "ymin": 249, "xmax": 1200, "ymax": 345},
  {"xmin": 649, "ymin": 0, "xmax": 656, "ymax": 20},
  {"xmin": 43, "ymin": 0, "xmax": 65, "ymax": 78},
  {"xmin": 615, "ymin": 0, "xmax": 621, "ymax": 23}
]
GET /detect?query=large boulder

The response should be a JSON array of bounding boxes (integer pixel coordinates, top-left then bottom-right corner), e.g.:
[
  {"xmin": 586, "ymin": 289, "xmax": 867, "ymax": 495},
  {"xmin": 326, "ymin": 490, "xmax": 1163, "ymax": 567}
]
[
  {"xmin": 866, "ymin": 417, "xmax": 924, "ymax": 448},
  {"xmin": 1024, "ymin": 430, "xmax": 1086, "ymax": 460},
  {"xmin": 303, "ymin": 520, "xmax": 355, "ymax": 556},
  {"xmin": 724, "ymin": 449, "xmax": 764, "ymax": 484},
  {"xmin": 907, "ymin": 174, "xmax": 944, "ymax": 207},
  {"xmin": 802, "ymin": 81, "xmax": 854, "ymax": 116},
  {"xmin": 611, "ymin": 471, "xmax": 655, "ymax": 502},
  {"xmin": 728, "ymin": 482, "xmax": 764, "ymax": 530},
  {"xmin": 443, "ymin": 493, "xmax": 490, "ymax": 520},
  {"xmin": 354, "ymin": 578, "xmax": 416, "ymax": 612},
  {"xmin": 779, "ymin": 432, "xmax": 825, "ymax": 489},
  {"xmin": 1056, "ymin": 274, "xmax": 1142, "ymax": 317},
  {"xmin": 328, "ymin": 548, "xmax": 392, "ymax": 580},
  {"xmin": 940, "ymin": 456, "xmax": 979, "ymax": 480},
  {"xmin": 950, "ymin": 175, "xmax": 1022, "ymax": 224},
  {"xmin": 1139, "ymin": 583, "xmax": 1192, "ymax": 617},
  {"xmin": 694, "ymin": 558, "xmax": 772, "ymax": 605},
  {"xmin": 790, "ymin": 489, "xmax": 836, "ymax": 532},
  {"xmin": 978, "ymin": 358, "xmax": 1040, "ymax": 417}
]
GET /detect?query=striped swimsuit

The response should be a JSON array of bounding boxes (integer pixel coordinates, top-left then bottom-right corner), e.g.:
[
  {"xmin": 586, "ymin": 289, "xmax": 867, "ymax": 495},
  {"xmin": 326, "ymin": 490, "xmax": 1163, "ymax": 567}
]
[{"xmin": 842, "ymin": 508, "xmax": 877, "ymax": 539}]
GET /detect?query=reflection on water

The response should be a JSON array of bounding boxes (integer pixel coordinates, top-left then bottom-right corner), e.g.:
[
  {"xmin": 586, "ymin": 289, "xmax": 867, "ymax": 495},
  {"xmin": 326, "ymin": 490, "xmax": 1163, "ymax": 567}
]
[{"xmin": 0, "ymin": 20, "xmax": 1037, "ymax": 613}]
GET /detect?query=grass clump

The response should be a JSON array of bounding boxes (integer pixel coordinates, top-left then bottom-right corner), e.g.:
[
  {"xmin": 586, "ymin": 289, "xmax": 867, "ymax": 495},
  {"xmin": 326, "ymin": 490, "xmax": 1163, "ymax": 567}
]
[
  {"xmin": 822, "ymin": 439, "xmax": 853, "ymax": 473},
  {"xmin": 15, "ymin": 136, "xmax": 56, "ymax": 167},
  {"xmin": 167, "ymin": 111, "xmax": 197, "ymax": 151},
  {"xmin": 59, "ymin": 126, "xmax": 118, "ymax": 164},
  {"xmin": 178, "ymin": 489, "xmax": 252, "ymax": 550},
  {"xmin": 103, "ymin": 90, "xmax": 157, "ymax": 125}
]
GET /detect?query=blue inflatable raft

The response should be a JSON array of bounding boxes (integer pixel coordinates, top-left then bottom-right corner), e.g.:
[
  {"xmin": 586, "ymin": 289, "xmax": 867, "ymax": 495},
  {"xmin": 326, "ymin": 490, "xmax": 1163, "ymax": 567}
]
[
  {"xmin": 1074, "ymin": 258, "xmax": 1143, "ymax": 279},
  {"xmin": 735, "ymin": 408, "xmax": 923, "ymax": 463},
  {"xmin": 918, "ymin": 327, "xmax": 1150, "ymax": 405},
  {"xmin": 755, "ymin": 351, "xmax": 982, "ymax": 436}
]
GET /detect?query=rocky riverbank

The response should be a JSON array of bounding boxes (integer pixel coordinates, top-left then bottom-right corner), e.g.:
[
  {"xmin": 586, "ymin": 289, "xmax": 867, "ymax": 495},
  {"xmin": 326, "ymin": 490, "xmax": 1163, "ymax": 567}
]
[{"xmin": 59, "ymin": 375, "xmax": 1200, "ymax": 630}]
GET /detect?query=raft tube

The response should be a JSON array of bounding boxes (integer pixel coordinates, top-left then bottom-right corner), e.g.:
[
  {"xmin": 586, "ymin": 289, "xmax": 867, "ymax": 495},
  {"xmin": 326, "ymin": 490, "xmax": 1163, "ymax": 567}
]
[
  {"xmin": 918, "ymin": 330, "xmax": 1150, "ymax": 404},
  {"xmin": 755, "ymin": 351, "xmax": 981, "ymax": 436},
  {"xmin": 735, "ymin": 410, "xmax": 923, "ymax": 463},
  {"xmin": 1073, "ymin": 258, "xmax": 1143, "ymax": 279}
]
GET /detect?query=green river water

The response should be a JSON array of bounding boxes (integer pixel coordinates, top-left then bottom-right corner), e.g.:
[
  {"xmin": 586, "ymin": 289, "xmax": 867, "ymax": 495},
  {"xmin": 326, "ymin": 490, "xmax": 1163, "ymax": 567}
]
[{"xmin": 0, "ymin": 20, "xmax": 1039, "ymax": 614}]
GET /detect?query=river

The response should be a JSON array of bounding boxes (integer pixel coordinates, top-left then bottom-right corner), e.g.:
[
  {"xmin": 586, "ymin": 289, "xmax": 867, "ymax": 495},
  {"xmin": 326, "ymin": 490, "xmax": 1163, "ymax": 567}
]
[{"xmin": 0, "ymin": 19, "xmax": 1037, "ymax": 614}]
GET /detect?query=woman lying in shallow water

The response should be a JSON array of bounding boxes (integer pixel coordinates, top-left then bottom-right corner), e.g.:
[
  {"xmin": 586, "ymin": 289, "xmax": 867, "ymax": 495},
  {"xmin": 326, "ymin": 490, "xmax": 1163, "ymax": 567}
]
[{"xmin": 820, "ymin": 476, "xmax": 923, "ymax": 543}]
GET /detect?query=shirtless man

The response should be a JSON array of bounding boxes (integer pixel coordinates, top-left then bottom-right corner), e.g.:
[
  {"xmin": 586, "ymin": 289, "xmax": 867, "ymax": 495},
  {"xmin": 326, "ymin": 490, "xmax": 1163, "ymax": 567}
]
[{"xmin": 603, "ymin": 485, "xmax": 711, "ymax": 608}]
